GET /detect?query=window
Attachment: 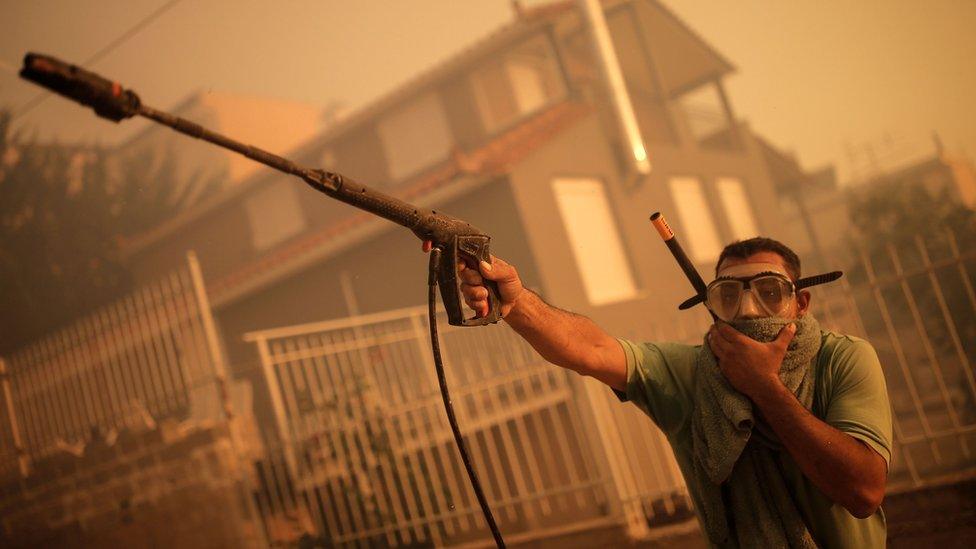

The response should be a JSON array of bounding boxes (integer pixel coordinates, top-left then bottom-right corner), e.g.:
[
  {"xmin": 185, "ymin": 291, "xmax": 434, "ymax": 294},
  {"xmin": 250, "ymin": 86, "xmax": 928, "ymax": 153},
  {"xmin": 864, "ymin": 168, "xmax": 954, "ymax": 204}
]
[
  {"xmin": 552, "ymin": 177, "xmax": 637, "ymax": 305},
  {"xmin": 678, "ymin": 82, "xmax": 737, "ymax": 150},
  {"xmin": 471, "ymin": 35, "xmax": 565, "ymax": 132},
  {"xmin": 668, "ymin": 177, "xmax": 722, "ymax": 263},
  {"xmin": 246, "ymin": 180, "xmax": 306, "ymax": 251},
  {"xmin": 377, "ymin": 91, "xmax": 452, "ymax": 181},
  {"xmin": 715, "ymin": 177, "xmax": 759, "ymax": 240},
  {"xmin": 508, "ymin": 61, "xmax": 548, "ymax": 114}
]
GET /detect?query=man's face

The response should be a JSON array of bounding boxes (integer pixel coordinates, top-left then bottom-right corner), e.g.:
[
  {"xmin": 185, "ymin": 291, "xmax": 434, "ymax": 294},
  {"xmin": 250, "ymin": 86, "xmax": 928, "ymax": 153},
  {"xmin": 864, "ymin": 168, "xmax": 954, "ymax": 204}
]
[{"xmin": 713, "ymin": 251, "xmax": 810, "ymax": 321}]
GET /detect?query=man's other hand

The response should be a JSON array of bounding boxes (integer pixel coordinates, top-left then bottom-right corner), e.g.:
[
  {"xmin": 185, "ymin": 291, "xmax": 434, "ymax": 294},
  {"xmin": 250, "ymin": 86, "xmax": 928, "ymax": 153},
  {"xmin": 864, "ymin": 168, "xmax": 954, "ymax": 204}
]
[
  {"xmin": 708, "ymin": 322, "xmax": 796, "ymax": 399},
  {"xmin": 421, "ymin": 240, "xmax": 524, "ymax": 319}
]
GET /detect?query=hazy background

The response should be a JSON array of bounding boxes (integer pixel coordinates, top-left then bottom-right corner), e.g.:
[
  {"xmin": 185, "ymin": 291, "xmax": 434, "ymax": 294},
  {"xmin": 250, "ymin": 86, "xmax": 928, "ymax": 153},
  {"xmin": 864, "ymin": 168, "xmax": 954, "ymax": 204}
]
[
  {"xmin": 2, "ymin": 0, "xmax": 974, "ymax": 183},
  {"xmin": 2, "ymin": 3, "xmax": 975, "ymax": 547}
]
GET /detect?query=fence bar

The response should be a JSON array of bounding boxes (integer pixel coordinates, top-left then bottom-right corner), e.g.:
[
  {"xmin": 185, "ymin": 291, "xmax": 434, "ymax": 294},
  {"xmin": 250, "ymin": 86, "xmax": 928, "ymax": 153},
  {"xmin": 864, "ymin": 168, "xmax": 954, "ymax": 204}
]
[
  {"xmin": 305, "ymin": 333, "xmax": 358, "ymax": 542},
  {"xmin": 157, "ymin": 274, "xmax": 191, "ymax": 406},
  {"xmin": 309, "ymin": 332, "xmax": 379, "ymax": 545},
  {"xmin": 64, "ymin": 319, "xmax": 98, "ymax": 430},
  {"xmin": 351, "ymin": 322, "xmax": 397, "ymax": 540},
  {"xmin": 187, "ymin": 251, "xmax": 233, "ymax": 423},
  {"xmin": 860, "ymin": 246, "xmax": 943, "ymax": 465},
  {"xmin": 839, "ymin": 275, "xmax": 868, "ymax": 338},
  {"xmin": 945, "ymin": 228, "xmax": 976, "ymax": 317},
  {"xmin": 12, "ymin": 352, "xmax": 43, "ymax": 457},
  {"xmin": 46, "ymin": 330, "xmax": 83, "ymax": 443},
  {"xmin": 111, "ymin": 300, "xmax": 142, "ymax": 420},
  {"xmin": 78, "ymin": 312, "xmax": 111, "ymax": 425},
  {"xmin": 120, "ymin": 291, "xmax": 153, "ymax": 414},
  {"xmin": 887, "ymin": 243, "xmax": 969, "ymax": 458},
  {"xmin": 309, "ymin": 334, "xmax": 361, "ymax": 543},
  {"xmin": 915, "ymin": 236, "xmax": 976, "ymax": 420},
  {"xmin": 389, "ymin": 325, "xmax": 448, "ymax": 542},
  {"xmin": 0, "ymin": 358, "xmax": 30, "ymax": 476},
  {"xmin": 383, "ymin": 332, "xmax": 442, "ymax": 531},
  {"xmin": 139, "ymin": 280, "xmax": 173, "ymax": 412},
  {"xmin": 484, "ymin": 328, "xmax": 551, "ymax": 518}
]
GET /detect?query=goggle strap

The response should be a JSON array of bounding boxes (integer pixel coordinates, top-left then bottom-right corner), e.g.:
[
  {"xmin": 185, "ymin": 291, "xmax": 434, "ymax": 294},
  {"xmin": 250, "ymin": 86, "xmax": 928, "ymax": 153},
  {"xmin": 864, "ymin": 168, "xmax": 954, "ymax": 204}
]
[
  {"xmin": 675, "ymin": 270, "xmax": 844, "ymax": 311},
  {"xmin": 795, "ymin": 271, "xmax": 843, "ymax": 290}
]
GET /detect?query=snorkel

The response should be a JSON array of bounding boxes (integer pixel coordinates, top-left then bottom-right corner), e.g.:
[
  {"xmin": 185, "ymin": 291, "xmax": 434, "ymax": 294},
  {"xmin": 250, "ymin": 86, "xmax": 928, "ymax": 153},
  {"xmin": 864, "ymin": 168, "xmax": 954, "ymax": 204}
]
[
  {"xmin": 649, "ymin": 212, "xmax": 718, "ymax": 321},
  {"xmin": 649, "ymin": 212, "xmax": 844, "ymax": 319}
]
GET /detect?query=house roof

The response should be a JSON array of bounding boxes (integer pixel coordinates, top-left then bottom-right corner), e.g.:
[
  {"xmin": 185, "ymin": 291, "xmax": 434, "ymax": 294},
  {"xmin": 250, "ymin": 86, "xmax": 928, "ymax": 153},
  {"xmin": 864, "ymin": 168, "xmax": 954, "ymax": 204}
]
[
  {"xmin": 641, "ymin": 0, "xmax": 735, "ymax": 95},
  {"xmin": 208, "ymin": 99, "xmax": 592, "ymax": 307}
]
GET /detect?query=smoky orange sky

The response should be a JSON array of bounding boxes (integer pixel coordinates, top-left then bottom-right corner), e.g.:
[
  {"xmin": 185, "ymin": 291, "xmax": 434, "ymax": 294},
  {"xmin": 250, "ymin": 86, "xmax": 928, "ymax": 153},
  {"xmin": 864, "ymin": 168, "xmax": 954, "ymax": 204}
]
[{"xmin": 1, "ymin": 0, "xmax": 973, "ymax": 183}]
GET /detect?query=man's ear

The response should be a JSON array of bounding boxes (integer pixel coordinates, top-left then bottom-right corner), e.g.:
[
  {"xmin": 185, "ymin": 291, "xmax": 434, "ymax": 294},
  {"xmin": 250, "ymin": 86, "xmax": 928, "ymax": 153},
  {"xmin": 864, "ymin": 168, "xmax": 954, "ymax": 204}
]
[{"xmin": 796, "ymin": 290, "xmax": 811, "ymax": 317}]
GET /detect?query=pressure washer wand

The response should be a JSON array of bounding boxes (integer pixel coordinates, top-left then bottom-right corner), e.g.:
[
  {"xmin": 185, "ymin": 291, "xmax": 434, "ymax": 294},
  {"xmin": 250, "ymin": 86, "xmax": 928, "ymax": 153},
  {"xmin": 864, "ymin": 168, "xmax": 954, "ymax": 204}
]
[
  {"xmin": 649, "ymin": 212, "xmax": 717, "ymax": 321},
  {"xmin": 21, "ymin": 52, "xmax": 509, "ymax": 546},
  {"xmin": 19, "ymin": 52, "xmax": 501, "ymax": 328}
]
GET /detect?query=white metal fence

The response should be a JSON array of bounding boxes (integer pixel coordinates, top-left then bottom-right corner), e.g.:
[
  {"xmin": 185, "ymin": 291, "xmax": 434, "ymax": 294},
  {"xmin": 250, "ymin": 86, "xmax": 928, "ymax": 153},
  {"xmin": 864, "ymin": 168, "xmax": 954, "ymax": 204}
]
[
  {"xmin": 3, "ymin": 226, "xmax": 974, "ymax": 546},
  {"xmin": 810, "ymin": 228, "xmax": 976, "ymax": 491},
  {"xmin": 243, "ymin": 306, "xmax": 688, "ymax": 547},
  {"xmin": 0, "ymin": 252, "xmax": 230, "ymax": 482}
]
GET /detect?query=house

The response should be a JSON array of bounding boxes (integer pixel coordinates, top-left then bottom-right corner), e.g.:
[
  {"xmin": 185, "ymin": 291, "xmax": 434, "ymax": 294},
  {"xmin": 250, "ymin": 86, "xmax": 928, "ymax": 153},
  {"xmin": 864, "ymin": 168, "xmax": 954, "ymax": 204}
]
[
  {"xmin": 120, "ymin": 0, "xmax": 793, "ymax": 382},
  {"xmin": 17, "ymin": 0, "xmax": 805, "ymax": 544},
  {"xmin": 119, "ymin": 90, "xmax": 325, "ymax": 205}
]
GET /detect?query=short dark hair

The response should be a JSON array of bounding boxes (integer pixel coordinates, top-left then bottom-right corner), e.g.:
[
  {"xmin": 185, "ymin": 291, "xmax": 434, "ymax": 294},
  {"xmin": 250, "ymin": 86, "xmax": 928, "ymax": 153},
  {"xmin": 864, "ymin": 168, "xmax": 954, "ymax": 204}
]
[{"xmin": 716, "ymin": 237, "xmax": 801, "ymax": 280}]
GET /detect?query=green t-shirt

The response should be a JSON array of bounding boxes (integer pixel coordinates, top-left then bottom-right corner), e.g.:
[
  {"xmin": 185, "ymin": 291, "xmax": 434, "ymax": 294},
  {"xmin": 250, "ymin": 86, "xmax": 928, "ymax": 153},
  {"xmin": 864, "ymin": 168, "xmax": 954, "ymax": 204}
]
[{"xmin": 616, "ymin": 331, "xmax": 892, "ymax": 548}]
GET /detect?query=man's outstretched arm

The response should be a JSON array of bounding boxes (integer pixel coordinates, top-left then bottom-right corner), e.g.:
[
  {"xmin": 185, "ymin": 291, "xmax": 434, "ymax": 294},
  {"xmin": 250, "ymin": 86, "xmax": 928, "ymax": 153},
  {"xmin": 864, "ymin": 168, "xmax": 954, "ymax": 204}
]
[{"xmin": 455, "ymin": 254, "xmax": 627, "ymax": 391}]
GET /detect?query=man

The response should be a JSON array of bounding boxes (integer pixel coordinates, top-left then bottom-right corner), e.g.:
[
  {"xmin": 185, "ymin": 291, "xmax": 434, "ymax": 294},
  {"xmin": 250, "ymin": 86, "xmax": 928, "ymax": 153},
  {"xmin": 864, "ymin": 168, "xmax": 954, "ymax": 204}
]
[{"xmin": 429, "ymin": 236, "xmax": 891, "ymax": 548}]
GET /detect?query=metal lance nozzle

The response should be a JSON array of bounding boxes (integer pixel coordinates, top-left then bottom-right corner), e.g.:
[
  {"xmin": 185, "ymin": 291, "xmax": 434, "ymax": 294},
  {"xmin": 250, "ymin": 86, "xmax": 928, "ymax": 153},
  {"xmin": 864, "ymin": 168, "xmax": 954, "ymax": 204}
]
[{"xmin": 20, "ymin": 53, "xmax": 141, "ymax": 122}]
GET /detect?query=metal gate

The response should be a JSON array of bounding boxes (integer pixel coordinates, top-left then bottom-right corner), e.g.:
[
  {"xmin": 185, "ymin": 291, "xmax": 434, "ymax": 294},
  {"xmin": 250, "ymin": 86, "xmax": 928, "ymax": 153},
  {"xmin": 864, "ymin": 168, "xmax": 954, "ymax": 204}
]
[
  {"xmin": 0, "ymin": 252, "xmax": 231, "ymax": 479},
  {"xmin": 811, "ymin": 228, "xmax": 976, "ymax": 491},
  {"xmin": 245, "ymin": 307, "xmax": 614, "ymax": 547}
]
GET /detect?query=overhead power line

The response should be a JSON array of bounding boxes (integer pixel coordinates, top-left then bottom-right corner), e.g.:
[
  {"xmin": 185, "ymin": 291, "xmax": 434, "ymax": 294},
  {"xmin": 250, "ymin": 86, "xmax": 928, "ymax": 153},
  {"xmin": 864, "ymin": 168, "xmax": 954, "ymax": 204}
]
[{"xmin": 12, "ymin": 0, "xmax": 184, "ymax": 121}]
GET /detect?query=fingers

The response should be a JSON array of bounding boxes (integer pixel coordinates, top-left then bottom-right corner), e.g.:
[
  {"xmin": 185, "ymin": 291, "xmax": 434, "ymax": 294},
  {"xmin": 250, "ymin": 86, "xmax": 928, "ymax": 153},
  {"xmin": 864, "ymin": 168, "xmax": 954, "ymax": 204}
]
[
  {"xmin": 456, "ymin": 257, "xmax": 492, "ymax": 318},
  {"xmin": 422, "ymin": 245, "xmax": 517, "ymax": 318},
  {"xmin": 479, "ymin": 255, "xmax": 515, "ymax": 282},
  {"xmin": 461, "ymin": 283, "xmax": 488, "ymax": 301},
  {"xmin": 710, "ymin": 321, "xmax": 796, "ymax": 361},
  {"xmin": 774, "ymin": 323, "xmax": 797, "ymax": 349},
  {"xmin": 458, "ymin": 254, "xmax": 523, "ymax": 318},
  {"xmin": 461, "ymin": 284, "xmax": 488, "ymax": 316},
  {"xmin": 714, "ymin": 322, "xmax": 747, "ymax": 344},
  {"xmin": 459, "ymin": 265, "xmax": 483, "ymax": 286},
  {"xmin": 707, "ymin": 325, "xmax": 731, "ymax": 357},
  {"xmin": 460, "ymin": 280, "xmax": 489, "ymax": 317}
]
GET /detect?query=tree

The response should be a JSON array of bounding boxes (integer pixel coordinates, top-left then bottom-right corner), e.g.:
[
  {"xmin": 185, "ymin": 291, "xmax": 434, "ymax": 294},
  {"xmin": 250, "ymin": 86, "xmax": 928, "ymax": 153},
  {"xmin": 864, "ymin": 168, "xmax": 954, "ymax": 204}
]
[
  {"xmin": 0, "ymin": 110, "xmax": 220, "ymax": 355},
  {"xmin": 847, "ymin": 179, "xmax": 975, "ymax": 243}
]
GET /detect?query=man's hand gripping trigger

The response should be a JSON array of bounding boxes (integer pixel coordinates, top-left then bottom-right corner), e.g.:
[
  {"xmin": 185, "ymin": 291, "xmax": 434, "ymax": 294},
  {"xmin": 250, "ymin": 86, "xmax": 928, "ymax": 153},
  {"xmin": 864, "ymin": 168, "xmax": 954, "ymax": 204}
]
[{"xmin": 422, "ymin": 240, "xmax": 525, "ymax": 319}]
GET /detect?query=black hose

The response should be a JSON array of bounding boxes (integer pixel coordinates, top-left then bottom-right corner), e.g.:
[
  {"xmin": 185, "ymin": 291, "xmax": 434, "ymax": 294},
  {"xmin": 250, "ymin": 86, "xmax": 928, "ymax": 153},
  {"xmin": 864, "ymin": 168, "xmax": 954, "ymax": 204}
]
[{"xmin": 427, "ymin": 247, "xmax": 506, "ymax": 548}]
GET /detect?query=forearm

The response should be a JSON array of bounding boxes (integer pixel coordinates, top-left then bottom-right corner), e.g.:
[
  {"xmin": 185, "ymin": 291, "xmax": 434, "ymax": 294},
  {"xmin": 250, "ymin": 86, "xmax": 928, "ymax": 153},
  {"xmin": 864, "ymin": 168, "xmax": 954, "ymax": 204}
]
[
  {"xmin": 752, "ymin": 382, "xmax": 886, "ymax": 518},
  {"xmin": 503, "ymin": 289, "xmax": 624, "ymax": 389}
]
